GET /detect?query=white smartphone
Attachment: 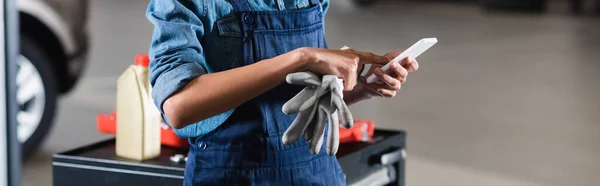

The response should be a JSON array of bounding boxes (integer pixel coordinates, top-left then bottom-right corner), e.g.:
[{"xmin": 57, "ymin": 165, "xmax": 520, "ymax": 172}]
[{"xmin": 366, "ymin": 38, "xmax": 438, "ymax": 84}]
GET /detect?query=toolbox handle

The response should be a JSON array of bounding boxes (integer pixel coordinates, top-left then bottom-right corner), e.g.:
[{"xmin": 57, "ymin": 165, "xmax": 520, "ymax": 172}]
[{"xmin": 379, "ymin": 148, "xmax": 405, "ymax": 165}]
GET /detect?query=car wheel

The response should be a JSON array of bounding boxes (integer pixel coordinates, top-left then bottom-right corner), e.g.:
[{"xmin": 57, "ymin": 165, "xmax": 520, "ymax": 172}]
[{"xmin": 18, "ymin": 35, "xmax": 58, "ymax": 157}]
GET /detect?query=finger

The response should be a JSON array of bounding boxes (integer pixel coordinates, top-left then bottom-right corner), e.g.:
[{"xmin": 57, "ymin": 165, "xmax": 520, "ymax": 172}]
[
  {"xmin": 352, "ymin": 50, "xmax": 389, "ymax": 65},
  {"xmin": 365, "ymin": 83, "xmax": 400, "ymax": 98},
  {"xmin": 286, "ymin": 71, "xmax": 321, "ymax": 86},
  {"xmin": 400, "ymin": 57, "xmax": 419, "ymax": 72},
  {"xmin": 315, "ymin": 75, "xmax": 337, "ymax": 99},
  {"xmin": 326, "ymin": 110, "xmax": 339, "ymax": 156},
  {"xmin": 316, "ymin": 93, "xmax": 338, "ymax": 156},
  {"xmin": 298, "ymin": 86, "xmax": 328, "ymax": 112},
  {"xmin": 389, "ymin": 61, "xmax": 408, "ymax": 80},
  {"xmin": 333, "ymin": 78, "xmax": 344, "ymax": 99},
  {"xmin": 303, "ymin": 99, "xmax": 320, "ymax": 142},
  {"xmin": 282, "ymin": 87, "xmax": 318, "ymax": 114},
  {"xmin": 282, "ymin": 104, "xmax": 317, "ymax": 145},
  {"xmin": 323, "ymin": 77, "xmax": 348, "ymax": 116},
  {"xmin": 326, "ymin": 73, "xmax": 351, "ymax": 92},
  {"xmin": 322, "ymin": 75, "xmax": 341, "ymax": 93},
  {"xmin": 326, "ymin": 77, "xmax": 353, "ymax": 128},
  {"xmin": 357, "ymin": 63, "xmax": 366, "ymax": 77},
  {"xmin": 331, "ymin": 92, "xmax": 353, "ymax": 128},
  {"xmin": 342, "ymin": 72, "xmax": 357, "ymax": 91},
  {"xmin": 410, "ymin": 60, "xmax": 419, "ymax": 72},
  {"xmin": 384, "ymin": 50, "xmax": 404, "ymax": 60},
  {"xmin": 309, "ymin": 107, "xmax": 327, "ymax": 155},
  {"xmin": 374, "ymin": 67, "xmax": 402, "ymax": 89},
  {"xmin": 304, "ymin": 114, "xmax": 316, "ymax": 141}
]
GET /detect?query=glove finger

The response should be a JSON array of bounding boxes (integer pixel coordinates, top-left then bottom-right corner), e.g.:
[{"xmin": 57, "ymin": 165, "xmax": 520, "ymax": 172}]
[
  {"xmin": 332, "ymin": 78, "xmax": 344, "ymax": 99},
  {"xmin": 313, "ymin": 93, "xmax": 333, "ymax": 141},
  {"xmin": 318, "ymin": 93, "xmax": 339, "ymax": 156},
  {"xmin": 283, "ymin": 87, "xmax": 317, "ymax": 114},
  {"xmin": 331, "ymin": 92, "xmax": 354, "ymax": 128},
  {"xmin": 299, "ymin": 87, "xmax": 323, "ymax": 113},
  {"xmin": 309, "ymin": 107, "xmax": 327, "ymax": 155},
  {"xmin": 304, "ymin": 98, "xmax": 321, "ymax": 141},
  {"xmin": 306, "ymin": 77, "xmax": 333, "ymax": 107},
  {"xmin": 286, "ymin": 72, "xmax": 321, "ymax": 86},
  {"xmin": 329, "ymin": 77, "xmax": 352, "ymax": 128},
  {"xmin": 321, "ymin": 75, "xmax": 338, "ymax": 92},
  {"xmin": 326, "ymin": 111, "xmax": 339, "ymax": 156},
  {"xmin": 282, "ymin": 104, "xmax": 317, "ymax": 145},
  {"xmin": 304, "ymin": 113, "xmax": 316, "ymax": 141},
  {"xmin": 292, "ymin": 83, "xmax": 328, "ymax": 114}
]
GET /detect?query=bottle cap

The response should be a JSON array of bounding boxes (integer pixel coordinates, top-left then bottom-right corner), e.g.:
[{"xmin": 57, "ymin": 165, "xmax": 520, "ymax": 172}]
[{"xmin": 135, "ymin": 54, "xmax": 150, "ymax": 67}]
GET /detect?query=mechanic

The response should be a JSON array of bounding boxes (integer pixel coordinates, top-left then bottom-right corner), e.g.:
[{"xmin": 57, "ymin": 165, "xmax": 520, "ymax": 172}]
[{"xmin": 146, "ymin": 0, "xmax": 419, "ymax": 185}]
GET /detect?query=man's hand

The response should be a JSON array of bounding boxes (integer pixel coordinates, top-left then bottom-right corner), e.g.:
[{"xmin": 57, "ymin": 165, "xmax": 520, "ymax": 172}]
[
  {"xmin": 363, "ymin": 51, "xmax": 419, "ymax": 98},
  {"xmin": 343, "ymin": 51, "xmax": 420, "ymax": 105},
  {"xmin": 298, "ymin": 47, "xmax": 389, "ymax": 91}
]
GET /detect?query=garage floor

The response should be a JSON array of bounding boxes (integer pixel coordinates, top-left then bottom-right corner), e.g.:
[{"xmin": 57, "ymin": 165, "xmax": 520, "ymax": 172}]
[{"xmin": 22, "ymin": 0, "xmax": 600, "ymax": 186}]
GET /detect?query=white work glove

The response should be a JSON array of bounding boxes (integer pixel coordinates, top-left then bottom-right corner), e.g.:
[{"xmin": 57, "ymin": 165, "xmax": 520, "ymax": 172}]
[{"xmin": 282, "ymin": 72, "xmax": 354, "ymax": 156}]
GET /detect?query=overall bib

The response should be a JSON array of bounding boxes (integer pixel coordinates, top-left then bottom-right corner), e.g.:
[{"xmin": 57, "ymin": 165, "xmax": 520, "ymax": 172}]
[{"xmin": 184, "ymin": 0, "xmax": 346, "ymax": 185}]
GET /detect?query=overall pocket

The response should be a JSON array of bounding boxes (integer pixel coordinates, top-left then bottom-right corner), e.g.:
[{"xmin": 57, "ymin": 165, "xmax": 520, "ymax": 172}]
[
  {"xmin": 214, "ymin": 16, "xmax": 244, "ymax": 70},
  {"xmin": 251, "ymin": 22, "xmax": 326, "ymax": 61}
]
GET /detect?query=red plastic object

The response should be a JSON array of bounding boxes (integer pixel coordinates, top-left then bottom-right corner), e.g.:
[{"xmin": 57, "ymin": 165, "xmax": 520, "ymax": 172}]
[
  {"xmin": 98, "ymin": 111, "xmax": 373, "ymax": 146},
  {"xmin": 160, "ymin": 124, "xmax": 188, "ymax": 148},
  {"xmin": 96, "ymin": 111, "xmax": 189, "ymax": 149},
  {"xmin": 339, "ymin": 119, "xmax": 375, "ymax": 143},
  {"xmin": 96, "ymin": 111, "xmax": 116, "ymax": 134},
  {"xmin": 134, "ymin": 54, "xmax": 150, "ymax": 67}
]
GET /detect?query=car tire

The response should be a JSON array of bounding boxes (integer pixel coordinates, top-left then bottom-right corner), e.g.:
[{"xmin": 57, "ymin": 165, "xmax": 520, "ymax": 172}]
[{"xmin": 18, "ymin": 35, "xmax": 58, "ymax": 157}]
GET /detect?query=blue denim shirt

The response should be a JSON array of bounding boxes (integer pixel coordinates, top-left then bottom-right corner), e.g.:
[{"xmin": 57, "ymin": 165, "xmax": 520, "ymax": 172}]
[{"xmin": 146, "ymin": 0, "xmax": 330, "ymax": 138}]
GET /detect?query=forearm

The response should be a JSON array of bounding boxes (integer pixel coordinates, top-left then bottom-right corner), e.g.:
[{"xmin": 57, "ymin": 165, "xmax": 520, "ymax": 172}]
[{"xmin": 164, "ymin": 49, "xmax": 308, "ymax": 128}]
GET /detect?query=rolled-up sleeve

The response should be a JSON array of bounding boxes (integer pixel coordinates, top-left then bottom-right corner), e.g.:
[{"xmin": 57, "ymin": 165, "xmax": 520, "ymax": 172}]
[{"xmin": 146, "ymin": 0, "xmax": 206, "ymax": 119}]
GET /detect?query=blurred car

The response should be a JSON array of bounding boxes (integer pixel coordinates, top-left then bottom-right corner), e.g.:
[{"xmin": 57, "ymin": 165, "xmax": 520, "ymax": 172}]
[{"xmin": 18, "ymin": 0, "xmax": 89, "ymax": 157}]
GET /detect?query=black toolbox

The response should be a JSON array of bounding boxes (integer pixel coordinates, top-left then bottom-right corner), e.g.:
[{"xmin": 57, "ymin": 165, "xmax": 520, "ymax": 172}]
[{"xmin": 53, "ymin": 129, "xmax": 406, "ymax": 186}]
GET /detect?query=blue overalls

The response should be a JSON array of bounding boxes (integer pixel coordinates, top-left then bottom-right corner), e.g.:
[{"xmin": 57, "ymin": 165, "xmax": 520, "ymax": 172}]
[{"xmin": 184, "ymin": 0, "xmax": 346, "ymax": 185}]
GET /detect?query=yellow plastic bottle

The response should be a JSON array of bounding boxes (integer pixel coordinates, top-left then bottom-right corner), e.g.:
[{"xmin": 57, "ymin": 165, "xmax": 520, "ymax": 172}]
[{"xmin": 116, "ymin": 54, "xmax": 161, "ymax": 160}]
